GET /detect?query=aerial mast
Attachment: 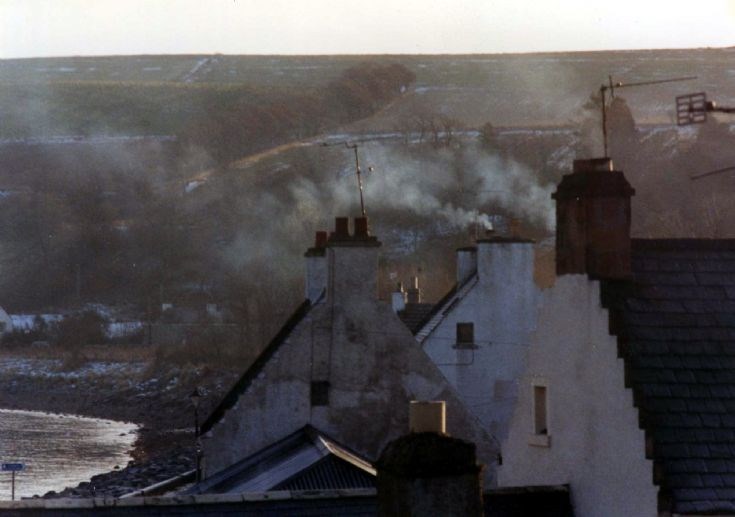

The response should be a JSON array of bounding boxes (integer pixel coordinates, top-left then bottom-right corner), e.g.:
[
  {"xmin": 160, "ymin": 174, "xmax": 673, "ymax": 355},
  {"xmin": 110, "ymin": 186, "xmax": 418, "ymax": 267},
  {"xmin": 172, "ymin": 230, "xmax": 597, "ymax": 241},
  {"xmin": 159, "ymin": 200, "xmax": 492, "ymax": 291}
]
[
  {"xmin": 321, "ymin": 140, "xmax": 373, "ymax": 217},
  {"xmin": 598, "ymin": 75, "xmax": 696, "ymax": 157},
  {"xmin": 676, "ymin": 92, "xmax": 735, "ymax": 180}
]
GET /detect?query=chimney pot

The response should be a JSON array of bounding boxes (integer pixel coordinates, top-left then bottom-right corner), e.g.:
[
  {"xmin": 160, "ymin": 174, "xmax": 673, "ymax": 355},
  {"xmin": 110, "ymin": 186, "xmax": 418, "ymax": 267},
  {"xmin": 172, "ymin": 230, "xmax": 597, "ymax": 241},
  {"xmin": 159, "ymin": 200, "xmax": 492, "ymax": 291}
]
[
  {"xmin": 406, "ymin": 277, "xmax": 421, "ymax": 304},
  {"xmin": 392, "ymin": 282, "xmax": 407, "ymax": 313},
  {"xmin": 354, "ymin": 216, "xmax": 369, "ymax": 238},
  {"xmin": 573, "ymin": 157, "xmax": 614, "ymax": 173},
  {"xmin": 409, "ymin": 401, "xmax": 446, "ymax": 434},
  {"xmin": 315, "ymin": 231, "xmax": 328, "ymax": 248},
  {"xmin": 333, "ymin": 217, "xmax": 349, "ymax": 239}
]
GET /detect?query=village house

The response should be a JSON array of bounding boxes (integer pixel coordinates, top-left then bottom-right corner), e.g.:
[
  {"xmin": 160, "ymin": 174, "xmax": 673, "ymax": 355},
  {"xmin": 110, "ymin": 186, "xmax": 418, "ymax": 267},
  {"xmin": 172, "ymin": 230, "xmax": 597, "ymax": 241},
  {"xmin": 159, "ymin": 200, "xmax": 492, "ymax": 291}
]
[
  {"xmin": 198, "ymin": 216, "xmax": 498, "ymax": 484},
  {"xmin": 499, "ymin": 157, "xmax": 735, "ymax": 516},
  {"xmin": 396, "ymin": 233, "xmax": 541, "ymax": 443}
]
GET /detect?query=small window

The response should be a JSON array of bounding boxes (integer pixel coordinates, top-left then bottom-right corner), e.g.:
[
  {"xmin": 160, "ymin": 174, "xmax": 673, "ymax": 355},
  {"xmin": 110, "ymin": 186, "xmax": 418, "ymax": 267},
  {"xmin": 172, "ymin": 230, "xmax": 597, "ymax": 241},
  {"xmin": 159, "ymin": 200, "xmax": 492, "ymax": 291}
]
[
  {"xmin": 311, "ymin": 381, "xmax": 330, "ymax": 407},
  {"xmin": 533, "ymin": 385, "xmax": 548, "ymax": 435},
  {"xmin": 455, "ymin": 322, "xmax": 475, "ymax": 348}
]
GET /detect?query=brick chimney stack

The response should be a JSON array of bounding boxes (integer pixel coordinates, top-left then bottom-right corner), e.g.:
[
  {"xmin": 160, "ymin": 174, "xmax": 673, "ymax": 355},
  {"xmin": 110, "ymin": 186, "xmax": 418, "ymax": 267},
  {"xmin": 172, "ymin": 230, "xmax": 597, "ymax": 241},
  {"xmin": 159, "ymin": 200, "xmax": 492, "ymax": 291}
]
[
  {"xmin": 376, "ymin": 402, "xmax": 484, "ymax": 517},
  {"xmin": 553, "ymin": 158, "xmax": 635, "ymax": 279}
]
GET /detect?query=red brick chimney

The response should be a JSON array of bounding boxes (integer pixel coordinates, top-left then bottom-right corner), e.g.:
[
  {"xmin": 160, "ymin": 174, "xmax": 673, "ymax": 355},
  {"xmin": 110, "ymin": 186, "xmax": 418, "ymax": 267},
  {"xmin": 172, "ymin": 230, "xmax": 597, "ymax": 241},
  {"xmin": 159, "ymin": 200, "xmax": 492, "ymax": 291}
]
[{"xmin": 552, "ymin": 158, "xmax": 635, "ymax": 279}]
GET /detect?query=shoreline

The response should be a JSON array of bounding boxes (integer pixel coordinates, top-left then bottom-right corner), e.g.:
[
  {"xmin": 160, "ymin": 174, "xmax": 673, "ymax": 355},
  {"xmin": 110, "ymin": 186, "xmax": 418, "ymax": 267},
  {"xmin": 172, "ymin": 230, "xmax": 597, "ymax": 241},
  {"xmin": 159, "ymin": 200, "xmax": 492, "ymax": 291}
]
[{"xmin": 0, "ymin": 354, "xmax": 239, "ymax": 497}]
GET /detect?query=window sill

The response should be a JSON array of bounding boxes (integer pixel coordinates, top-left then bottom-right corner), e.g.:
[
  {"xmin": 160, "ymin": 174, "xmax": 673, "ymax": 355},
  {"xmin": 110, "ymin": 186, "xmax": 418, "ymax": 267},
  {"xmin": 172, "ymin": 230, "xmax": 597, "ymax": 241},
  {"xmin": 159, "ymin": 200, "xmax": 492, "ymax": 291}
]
[
  {"xmin": 529, "ymin": 434, "xmax": 550, "ymax": 448},
  {"xmin": 453, "ymin": 343, "xmax": 478, "ymax": 350}
]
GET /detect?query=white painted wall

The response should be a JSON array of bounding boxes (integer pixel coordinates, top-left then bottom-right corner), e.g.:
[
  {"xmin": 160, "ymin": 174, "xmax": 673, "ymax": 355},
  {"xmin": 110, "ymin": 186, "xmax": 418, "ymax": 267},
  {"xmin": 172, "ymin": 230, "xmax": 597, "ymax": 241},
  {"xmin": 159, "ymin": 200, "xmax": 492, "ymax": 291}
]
[
  {"xmin": 497, "ymin": 275, "xmax": 658, "ymax": 517},
  {"xmin": 304, "ymin": 253, "xmax": 327, "ymax": 303},
  {"xmin": 203, "ymin": 240, "xmax": 497, "ymax": 483},
  {"xmin": 422, "ymin": 241, "xmax": 540, "ymax": 443}
]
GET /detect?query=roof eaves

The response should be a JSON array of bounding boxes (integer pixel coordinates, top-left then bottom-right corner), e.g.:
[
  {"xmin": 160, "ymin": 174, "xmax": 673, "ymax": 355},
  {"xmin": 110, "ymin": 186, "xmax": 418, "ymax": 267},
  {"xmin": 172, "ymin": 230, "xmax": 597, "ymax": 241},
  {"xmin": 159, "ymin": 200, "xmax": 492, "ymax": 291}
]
[{"xmin": 200, "ymin": 297, "xmax": 314, "ymax": 434}]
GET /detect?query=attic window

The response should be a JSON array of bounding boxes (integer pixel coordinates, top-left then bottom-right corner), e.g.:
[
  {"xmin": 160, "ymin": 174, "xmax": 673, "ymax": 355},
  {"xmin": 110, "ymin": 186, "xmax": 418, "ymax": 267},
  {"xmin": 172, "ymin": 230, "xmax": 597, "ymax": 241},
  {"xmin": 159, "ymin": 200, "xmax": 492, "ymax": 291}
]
[
  {"xmin": 455, "ymin": 322, "xmax": 476, "ymax": 349},
  {"xmin": 529, "ymin": 383, "xmax": 550, "ymax": 447},
  {"xmin": 310, "ymin": 381, "xmax": 330, "ymax": 407}
]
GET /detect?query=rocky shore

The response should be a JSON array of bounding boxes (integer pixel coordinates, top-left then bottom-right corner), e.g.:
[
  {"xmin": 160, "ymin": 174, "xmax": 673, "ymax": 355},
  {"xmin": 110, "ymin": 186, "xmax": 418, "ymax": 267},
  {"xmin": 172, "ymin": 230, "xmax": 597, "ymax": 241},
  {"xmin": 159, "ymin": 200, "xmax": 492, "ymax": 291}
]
[
  {"xmin": 0, "ymin": 354, "xmax": 240, "ymax": 498},
  {"xmin": 40, "ymin": 447, "xmax": 195, "ymax": 499}
]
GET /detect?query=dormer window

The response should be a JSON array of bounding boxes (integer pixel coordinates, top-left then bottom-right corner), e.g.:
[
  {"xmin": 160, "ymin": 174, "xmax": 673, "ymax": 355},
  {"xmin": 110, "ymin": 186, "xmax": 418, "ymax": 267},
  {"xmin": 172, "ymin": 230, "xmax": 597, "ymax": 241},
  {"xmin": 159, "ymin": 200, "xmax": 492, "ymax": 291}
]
[{"xmin": 455, "ymin": 322, "xmax": 476, "ymax": 349}]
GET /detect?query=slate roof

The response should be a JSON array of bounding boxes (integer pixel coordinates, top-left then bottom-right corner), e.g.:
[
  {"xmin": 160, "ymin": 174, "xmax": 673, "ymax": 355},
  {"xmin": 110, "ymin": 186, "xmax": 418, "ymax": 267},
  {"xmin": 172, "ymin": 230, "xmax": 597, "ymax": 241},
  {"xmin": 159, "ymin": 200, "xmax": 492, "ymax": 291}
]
[
  {"xmin": 398, "ymin": 273, "xmax": 479, "ymax": 340},
  {"xmin": 602, "ymin": 239, "xmax": 735, "ymax": 514},
  {"xmin": 397, "ymin": 302, "xmax": 434, "ymax": 334},
  {"xmin": 188, "ymin": 425, "xmax": 376, "ymax": 495}
]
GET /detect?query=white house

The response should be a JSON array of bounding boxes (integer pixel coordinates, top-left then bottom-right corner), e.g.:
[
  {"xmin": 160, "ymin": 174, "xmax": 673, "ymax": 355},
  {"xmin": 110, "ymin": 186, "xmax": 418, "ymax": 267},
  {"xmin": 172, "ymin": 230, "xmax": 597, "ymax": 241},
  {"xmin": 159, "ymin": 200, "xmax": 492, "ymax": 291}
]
[
  {"xmin": 398, "ymin": 236, "xmax": 541, "ymax": 445},
  {"xmin": 499, "ymin": 158, "xmax": 735, "ymax": 516},
  {"xmin": 199, "ymin": 216, "xmax": 497, "ymax": 483}
]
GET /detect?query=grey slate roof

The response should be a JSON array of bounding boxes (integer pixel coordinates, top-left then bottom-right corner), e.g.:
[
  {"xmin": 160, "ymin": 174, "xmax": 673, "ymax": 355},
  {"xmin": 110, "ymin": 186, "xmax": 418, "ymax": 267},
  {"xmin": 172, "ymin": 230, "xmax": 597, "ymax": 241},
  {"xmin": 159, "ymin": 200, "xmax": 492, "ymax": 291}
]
[
  {"xmin": 399, "ymin": 273, "xmax": 478, "ymax": 339},
  {"xmin": 397, "ymin": 302, "xmax": 434, "ymax": 334},
  {"xmin": 602, "ymin": 239, "xmax": 735, "ymax": 514}
]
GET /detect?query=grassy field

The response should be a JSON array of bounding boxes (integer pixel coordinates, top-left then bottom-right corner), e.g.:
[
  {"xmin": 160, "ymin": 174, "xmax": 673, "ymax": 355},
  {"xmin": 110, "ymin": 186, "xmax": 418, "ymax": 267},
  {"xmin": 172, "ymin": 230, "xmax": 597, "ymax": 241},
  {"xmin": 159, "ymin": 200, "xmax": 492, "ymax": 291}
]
[{"xmin": 2, "ymin": 49, "xmax": 735, "ymax": 138}]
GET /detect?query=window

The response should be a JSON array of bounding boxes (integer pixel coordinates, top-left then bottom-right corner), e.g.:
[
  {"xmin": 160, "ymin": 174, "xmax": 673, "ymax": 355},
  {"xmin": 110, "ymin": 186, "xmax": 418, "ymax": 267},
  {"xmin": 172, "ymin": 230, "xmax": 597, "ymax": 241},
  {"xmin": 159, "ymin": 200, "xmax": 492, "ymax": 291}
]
[
  {"xmin": 533, "ymin": 385, "xmax": 547, "ymax": 435},
  {"xmin": 310, "ymin": 381, "xmax": 330, "ymax": 407},
  {"xmin": 529, "ymin": 383, "xmax": 550, "ymax": 447},
  {"xmin": 455, "ymin": 322, "xmax": 475, "ymax": 348}
]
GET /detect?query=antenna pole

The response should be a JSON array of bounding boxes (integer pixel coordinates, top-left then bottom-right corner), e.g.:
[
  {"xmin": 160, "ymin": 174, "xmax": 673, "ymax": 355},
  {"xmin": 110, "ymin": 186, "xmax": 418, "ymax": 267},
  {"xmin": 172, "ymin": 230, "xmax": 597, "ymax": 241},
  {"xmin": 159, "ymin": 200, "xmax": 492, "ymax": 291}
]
[
  {"xmin": 598, "ymin": 75, "xmax": 696, "ymax": 159},
  {"xmin": 601, "ymin": 85, "xmax": 609, "ymax": 157},
  {"xmin": 346, "ymin": 143, "xmax": 366, "ymax": 217}
]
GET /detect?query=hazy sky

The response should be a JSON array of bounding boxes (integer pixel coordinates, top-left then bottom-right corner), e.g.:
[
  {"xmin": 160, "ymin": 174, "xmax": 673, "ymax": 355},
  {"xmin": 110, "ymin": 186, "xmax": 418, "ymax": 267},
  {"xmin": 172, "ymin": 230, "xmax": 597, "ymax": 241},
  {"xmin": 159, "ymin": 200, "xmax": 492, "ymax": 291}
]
[{"xmin": 3, "ymin": 0, "xmax": 735, "ymax": 58}]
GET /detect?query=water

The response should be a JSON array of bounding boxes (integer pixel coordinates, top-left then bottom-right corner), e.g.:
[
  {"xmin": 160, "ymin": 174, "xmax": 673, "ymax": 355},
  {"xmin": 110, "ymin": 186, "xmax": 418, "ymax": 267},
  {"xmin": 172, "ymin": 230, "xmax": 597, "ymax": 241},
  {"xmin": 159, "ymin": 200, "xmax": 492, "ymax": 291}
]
[{"xmin": 0, "ymin": 409, "xmax": 137, "ymax": 500}]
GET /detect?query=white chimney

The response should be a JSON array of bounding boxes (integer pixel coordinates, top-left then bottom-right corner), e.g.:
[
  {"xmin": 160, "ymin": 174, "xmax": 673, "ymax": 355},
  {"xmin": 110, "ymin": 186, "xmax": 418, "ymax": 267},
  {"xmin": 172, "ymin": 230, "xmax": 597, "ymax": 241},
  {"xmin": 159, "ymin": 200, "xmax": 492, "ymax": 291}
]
[
  {"xmin": 409, "ymin": 401, "xmax": 446, "ymax": 434},
  {"xmin": 456, "ymin": 246, "xmax": 477, "ymax": 285},
  {"xmin": 326, "ymin": 217, "xmax": 382, "ymax": 306},
  {"xmin": 476, "ymin": 236, "xmax": 534, "ymax": 288},
  {"xmin": 392, "ymin": 282, "xmax": 407, "ymax": 313}
]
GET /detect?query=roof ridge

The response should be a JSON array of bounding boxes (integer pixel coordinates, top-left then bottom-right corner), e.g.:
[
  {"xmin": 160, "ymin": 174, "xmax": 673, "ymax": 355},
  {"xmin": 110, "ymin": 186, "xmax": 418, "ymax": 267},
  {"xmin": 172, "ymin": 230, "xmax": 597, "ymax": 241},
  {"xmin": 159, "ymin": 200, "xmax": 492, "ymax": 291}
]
[{"xmin": 416, "ymin": 274, "xmax": 479, "ymax": 344}]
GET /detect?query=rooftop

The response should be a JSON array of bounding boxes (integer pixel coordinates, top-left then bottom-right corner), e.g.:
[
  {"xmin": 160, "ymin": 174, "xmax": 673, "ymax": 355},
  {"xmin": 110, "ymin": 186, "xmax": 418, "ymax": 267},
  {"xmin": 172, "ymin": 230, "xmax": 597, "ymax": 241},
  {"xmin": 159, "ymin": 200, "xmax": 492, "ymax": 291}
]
[{"xmin": 603, "ymin": 238, "xmax": 735, "ymax": 514}]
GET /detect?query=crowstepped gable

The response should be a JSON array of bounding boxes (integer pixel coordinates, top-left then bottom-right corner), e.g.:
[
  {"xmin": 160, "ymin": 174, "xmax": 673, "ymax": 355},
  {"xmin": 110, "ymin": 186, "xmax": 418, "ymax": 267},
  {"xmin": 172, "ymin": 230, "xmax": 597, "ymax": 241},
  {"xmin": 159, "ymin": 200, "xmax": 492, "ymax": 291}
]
[{"xmin": 499, "ymin": 157, "xmax": 735, "ymax": 516}]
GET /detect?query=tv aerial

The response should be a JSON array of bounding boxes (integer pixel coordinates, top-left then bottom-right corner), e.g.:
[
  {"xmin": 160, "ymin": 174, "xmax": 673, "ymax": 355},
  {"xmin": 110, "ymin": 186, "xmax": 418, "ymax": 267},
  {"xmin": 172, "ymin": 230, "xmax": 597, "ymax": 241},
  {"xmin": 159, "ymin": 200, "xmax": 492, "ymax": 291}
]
[
  {"xmin": 321, "ymin": 140, "xmax": 374, "ymax": 216},
  {"xmin": 676, "ymin": 92, "xmax": 735, "ymax": 180},
  {"xmin": 598, "ymin": 75, "xmax": 696, "ymax": 157}
]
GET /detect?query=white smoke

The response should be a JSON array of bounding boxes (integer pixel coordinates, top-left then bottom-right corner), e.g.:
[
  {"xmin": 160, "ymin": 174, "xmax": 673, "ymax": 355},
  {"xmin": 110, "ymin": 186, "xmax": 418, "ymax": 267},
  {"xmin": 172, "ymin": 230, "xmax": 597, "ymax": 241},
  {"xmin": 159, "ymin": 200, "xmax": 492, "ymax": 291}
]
[{"xmin": 318, "ymin": 144, "xmax": 555, "ymax": 232}]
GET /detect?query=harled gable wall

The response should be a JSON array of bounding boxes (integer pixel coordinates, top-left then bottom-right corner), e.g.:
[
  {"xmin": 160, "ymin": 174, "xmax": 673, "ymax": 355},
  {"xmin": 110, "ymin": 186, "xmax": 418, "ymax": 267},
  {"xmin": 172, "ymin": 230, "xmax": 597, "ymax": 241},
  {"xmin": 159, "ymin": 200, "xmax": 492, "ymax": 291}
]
[
  {"xmin": 498, "ymin": 275, "xmax": 658, "ymax": 517},
  {"xmin": 202, "ymin": 239, "xmax": 497, "ymax": 483},
  {"xmin": 422, "ymin": 241, "xmax": 540, "ymax": 442}
]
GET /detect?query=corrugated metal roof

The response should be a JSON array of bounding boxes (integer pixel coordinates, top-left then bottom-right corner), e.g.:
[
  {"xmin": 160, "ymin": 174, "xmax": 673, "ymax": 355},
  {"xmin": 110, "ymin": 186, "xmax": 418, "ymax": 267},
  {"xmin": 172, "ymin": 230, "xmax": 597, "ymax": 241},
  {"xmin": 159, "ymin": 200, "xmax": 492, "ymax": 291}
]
[
  {"xmin": 274, "ymin": 455, "xmax": 376, "ymax": 491},
  {"xmin": 188, "ymin": 425, "xmax": 375, "ymax": 495}
]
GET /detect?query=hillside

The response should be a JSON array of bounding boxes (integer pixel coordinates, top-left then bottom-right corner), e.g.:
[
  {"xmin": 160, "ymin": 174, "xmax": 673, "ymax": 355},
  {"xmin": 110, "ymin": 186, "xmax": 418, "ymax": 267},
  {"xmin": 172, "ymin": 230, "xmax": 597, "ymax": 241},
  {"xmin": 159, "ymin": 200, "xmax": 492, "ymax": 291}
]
[
  {"xmin": 2, "ymin": 49, "xmax": 735, "ymax": 317},
  {"xmin": 3, "ymin": 49, "xmax": 735, "ymax": 140}
]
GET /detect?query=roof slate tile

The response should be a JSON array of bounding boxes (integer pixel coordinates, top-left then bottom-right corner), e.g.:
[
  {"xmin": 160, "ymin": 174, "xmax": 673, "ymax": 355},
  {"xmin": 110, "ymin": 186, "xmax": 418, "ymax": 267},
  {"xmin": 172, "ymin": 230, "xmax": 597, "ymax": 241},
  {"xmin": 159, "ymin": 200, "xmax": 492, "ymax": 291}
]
[{"xmin": 604, "ymin": 240, "xmax": 735, "ymax": 513}]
